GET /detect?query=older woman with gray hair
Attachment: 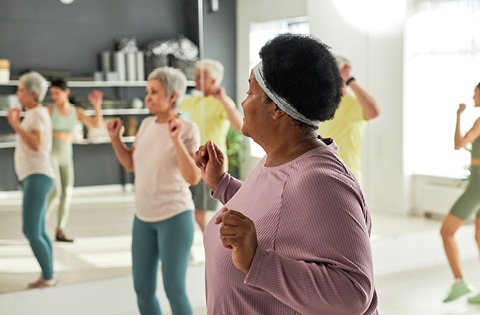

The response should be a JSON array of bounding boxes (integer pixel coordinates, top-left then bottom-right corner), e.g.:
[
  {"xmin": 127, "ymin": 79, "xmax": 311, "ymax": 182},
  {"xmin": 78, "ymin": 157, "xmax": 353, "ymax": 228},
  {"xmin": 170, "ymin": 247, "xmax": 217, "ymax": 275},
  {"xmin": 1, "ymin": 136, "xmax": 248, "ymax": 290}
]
[
  {"xmin": 107, "ymin": 67, "xmax": 201, "ymax": 315},
  {"xmin": 6, "ymin": 71, "xmax": 57, "ymax": 288},
  {"xmin": 179, "ymin": 58, "xmax": 243, "ymax": 233}
]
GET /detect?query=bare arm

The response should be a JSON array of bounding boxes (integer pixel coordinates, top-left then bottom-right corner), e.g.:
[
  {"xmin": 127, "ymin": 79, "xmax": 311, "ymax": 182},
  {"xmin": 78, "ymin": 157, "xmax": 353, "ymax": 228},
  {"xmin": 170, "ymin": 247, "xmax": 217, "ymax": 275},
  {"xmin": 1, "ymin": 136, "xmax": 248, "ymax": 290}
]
[
  {"xmin": 169, "ymin": 118, "xmax": 201, "ymax": 185},
  {"xmin": 106, "ymin": 118, "xmax": 134, "ymax": 172},
  {"xmin": 77, "ymin": 90, "xmax": 104, "ymax": 128},
  {"xmin": 348, "ymin": 80, "xmax": 380, "ymax": 120},
  {"xmin": 6, "ymin": 108, "xmax": 43, "ymax": 151},
  {"xmin": 339, "ymin": 64, "xmax": 380, "ymax": 120},
  {"xmin": 211, "ymin": 86, "xmax": 243, "ymax": 131},
  {"xmin": 454, "ymin": 104, "xmax": 480, "ymax": 150}
]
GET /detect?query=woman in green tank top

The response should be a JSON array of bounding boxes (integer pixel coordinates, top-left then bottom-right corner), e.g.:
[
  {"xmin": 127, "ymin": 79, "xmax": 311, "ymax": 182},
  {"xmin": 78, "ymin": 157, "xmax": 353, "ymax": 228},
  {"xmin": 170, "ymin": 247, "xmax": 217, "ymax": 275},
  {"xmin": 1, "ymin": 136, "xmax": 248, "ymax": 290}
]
[
  {"xmin": 440, "ymin": 82, "xmax": 480, "ymax": 304},
  {"xmin": 46, "ymin": 78, "xmax": 104, "ymax": 242}
]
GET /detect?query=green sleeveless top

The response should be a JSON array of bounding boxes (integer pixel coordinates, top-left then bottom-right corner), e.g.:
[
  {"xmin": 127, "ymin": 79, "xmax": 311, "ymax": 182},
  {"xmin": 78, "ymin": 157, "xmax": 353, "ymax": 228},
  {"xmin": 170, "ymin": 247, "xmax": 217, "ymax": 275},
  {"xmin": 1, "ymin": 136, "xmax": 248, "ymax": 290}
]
[
  {"xmin": 472, "ymin": 137, "xmax": 480, "ymax": 159},
  {"xmin": 51, "ymin": 105, "xmax": 78, "ymax": 132}
]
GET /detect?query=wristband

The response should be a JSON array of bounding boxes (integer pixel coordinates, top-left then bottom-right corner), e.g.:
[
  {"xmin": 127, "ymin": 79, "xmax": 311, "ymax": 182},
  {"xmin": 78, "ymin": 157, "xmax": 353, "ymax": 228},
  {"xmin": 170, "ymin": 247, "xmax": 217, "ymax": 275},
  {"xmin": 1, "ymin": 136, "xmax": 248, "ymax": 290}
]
[{"xmin": 346, "ymin": 77, "xmax": 355, "ymax": 85}]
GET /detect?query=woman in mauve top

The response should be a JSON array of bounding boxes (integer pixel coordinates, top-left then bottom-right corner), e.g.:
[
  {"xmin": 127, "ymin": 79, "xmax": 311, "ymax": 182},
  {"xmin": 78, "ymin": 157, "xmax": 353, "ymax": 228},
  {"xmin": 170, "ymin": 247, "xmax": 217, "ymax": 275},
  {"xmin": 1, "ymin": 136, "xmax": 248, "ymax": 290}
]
[{"xmin": 195, "ymin": 33, "xmax": 378, "ymax": 314}]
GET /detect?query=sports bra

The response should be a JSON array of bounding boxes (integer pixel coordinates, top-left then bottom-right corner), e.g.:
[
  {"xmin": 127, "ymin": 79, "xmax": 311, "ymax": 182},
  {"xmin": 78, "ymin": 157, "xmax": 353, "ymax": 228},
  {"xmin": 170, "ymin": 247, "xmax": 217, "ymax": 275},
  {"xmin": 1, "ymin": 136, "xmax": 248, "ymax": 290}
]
[{"xmin": 51, "ymin": 105, "xmax": 78, "ymax": 132}]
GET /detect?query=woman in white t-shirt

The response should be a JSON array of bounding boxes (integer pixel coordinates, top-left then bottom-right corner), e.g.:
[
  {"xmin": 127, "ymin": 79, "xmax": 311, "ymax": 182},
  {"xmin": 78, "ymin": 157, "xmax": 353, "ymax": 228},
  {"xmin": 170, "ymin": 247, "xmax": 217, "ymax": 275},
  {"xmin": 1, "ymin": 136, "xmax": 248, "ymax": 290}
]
[
  {"xmin": 107, "ymin": 67, "xmax": 201, "ymax": 315},
  {"xmin": 6, "ymin": 71, "xmax": 57, "ymax": 288}
]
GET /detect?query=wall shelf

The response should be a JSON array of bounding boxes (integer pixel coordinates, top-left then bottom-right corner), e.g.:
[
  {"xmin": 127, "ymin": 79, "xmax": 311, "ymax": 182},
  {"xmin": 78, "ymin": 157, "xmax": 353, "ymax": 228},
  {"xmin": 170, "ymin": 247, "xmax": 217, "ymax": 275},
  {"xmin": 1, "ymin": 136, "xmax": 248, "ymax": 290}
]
[
  {"xmin": 0, "ymin": 80, "xmax": 195, "ymax": 88},
  {"xmin": 0, "ymin": 108, "xmax": 150, "ymax": 116}
]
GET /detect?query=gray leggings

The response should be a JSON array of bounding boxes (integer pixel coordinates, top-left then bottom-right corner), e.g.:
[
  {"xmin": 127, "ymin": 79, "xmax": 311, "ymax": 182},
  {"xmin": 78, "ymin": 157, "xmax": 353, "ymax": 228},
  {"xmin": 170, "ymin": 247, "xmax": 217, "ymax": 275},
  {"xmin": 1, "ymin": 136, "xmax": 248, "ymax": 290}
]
[
  {"xmin": 450, "ymin": 166, "xmax": 480, "ymax": 221},
  {"xmin": 47, "ymin": 138, "xmax": 74, "ymax": 230}
]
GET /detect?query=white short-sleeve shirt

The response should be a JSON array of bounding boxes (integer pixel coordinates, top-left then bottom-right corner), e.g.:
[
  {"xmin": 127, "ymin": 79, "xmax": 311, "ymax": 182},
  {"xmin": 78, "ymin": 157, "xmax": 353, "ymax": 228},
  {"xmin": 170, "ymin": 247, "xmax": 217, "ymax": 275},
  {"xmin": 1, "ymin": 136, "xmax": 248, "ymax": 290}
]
[
  {"xmin": 14, "ymin": 106, "xmax": 54, "ymax": 181},
  {"xmin": 133, "ymin": 116, "xmax": 200, "ymax": 222}
]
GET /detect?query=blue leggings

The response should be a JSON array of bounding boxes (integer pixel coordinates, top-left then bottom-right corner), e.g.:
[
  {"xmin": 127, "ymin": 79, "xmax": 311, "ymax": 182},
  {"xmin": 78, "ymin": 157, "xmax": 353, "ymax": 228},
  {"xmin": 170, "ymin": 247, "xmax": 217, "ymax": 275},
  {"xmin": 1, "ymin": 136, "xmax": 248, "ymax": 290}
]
[
  {"xmin": 132, "ymin": 211, "xmax": 194, "ymax": 315},
  {"xmin": 22, "ymin": 174, "xmax": 54, "ymax": 280}
]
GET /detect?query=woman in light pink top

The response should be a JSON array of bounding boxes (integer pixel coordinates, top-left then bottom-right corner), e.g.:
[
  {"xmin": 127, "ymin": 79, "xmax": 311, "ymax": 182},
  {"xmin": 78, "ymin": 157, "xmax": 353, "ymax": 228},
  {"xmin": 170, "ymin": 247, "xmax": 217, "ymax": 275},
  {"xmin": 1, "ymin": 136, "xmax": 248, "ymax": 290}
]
[
  {"xmin": 107, "ymin": 67, "xmax": 201, "ymax": 315},
  {"xmin": 7, "ymin": 71, "xmax": 57, "ymax": 289},
  {"xmin": 195, "ymin": 34, "xmax": 378, "ymax": 314}
]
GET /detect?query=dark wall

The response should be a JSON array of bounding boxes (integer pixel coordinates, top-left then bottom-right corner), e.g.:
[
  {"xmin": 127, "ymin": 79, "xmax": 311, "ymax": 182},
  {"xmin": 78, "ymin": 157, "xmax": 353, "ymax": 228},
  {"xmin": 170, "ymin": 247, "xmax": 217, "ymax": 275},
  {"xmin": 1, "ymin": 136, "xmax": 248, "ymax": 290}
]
[
  {"xmin": 0, "ymin": 0, "xmax": 199, "ymax": 76},
  {"xmin": 0, "ymin": 0, "xmax": 237, "ymax": 191},
  {"xmin": 202, "ymin": 0, "xmax": 237, "ymax": 100}
]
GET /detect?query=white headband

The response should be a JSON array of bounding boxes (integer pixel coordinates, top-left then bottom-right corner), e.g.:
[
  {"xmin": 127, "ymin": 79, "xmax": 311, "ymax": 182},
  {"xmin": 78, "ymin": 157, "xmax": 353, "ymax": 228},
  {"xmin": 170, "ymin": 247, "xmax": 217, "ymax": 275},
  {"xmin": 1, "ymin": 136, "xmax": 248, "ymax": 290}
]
[{"xmin": 253, "ymin": 61, "xmax": 320, "ymax": 128}]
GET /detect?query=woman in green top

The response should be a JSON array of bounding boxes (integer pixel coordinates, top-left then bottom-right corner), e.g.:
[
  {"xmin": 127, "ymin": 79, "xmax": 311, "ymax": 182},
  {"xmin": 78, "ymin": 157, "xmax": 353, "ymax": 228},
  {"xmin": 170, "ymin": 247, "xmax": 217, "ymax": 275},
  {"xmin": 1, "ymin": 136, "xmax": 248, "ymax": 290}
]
[
  {"xmin": 47, "ymin": 78, "xmax": 104, "ymax": 242},
  {"xmin": 441, "ymin": 82, "xmax": 480, "ymax": 303}
]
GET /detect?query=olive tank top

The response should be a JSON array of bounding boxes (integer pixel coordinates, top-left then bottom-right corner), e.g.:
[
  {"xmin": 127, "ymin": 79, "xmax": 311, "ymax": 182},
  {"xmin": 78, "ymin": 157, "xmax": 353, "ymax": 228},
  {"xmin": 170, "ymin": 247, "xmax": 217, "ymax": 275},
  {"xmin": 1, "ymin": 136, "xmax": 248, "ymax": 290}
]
[{"xmin": 472, "ymin": 137, "xmax": 480, "ymax": 159}]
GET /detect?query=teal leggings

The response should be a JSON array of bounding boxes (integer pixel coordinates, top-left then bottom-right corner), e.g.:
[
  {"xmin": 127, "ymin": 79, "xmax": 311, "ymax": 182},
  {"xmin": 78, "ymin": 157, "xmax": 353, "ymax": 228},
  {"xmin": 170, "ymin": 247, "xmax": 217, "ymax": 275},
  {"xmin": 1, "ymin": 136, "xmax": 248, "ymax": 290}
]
[
  {"xmin": 22, "ymin": 174, "xmax": 54, "ymax": 280},
  {"xmin": 47, "ymin": 138, "xmax": 74, "ymax": 230},
  {"xmin": 450, "ymin": 166, "xmax": 480, "ymax": 221},
  {"xmin": 132, "ymin": 211, "xmax": 194, "ymax": 315}
]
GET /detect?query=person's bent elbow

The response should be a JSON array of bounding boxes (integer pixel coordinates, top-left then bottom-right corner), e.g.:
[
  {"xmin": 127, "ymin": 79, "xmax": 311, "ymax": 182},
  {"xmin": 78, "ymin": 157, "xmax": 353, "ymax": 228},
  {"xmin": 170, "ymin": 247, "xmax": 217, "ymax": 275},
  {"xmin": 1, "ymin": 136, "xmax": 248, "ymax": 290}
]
[
  {"xmin": 370, "ymin": 107, "xmax": 381, "ymax": 120},
  {"xmin": 31, "ymin": 143, "xmax": 41, "ymax": 152},
  {"xmin": 454, "ymin": 141, "xmax": 465, "ymax": 150},
  {"xmin": 364, "ymin": 104, "xmax": 381, "ymax": 120},
  {"xmin": 186, "ymin": 172, "xmax": 201, "ymax": 186},
  {"xmin": 123, "ymin": 163, "xmax": 134, "ymax": 173}
]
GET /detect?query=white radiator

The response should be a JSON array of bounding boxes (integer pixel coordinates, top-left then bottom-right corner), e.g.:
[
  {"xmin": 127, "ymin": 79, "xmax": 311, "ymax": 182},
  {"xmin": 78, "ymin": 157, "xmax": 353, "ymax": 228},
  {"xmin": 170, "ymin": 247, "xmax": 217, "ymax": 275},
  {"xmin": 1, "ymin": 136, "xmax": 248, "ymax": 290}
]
[{"xmin": 412, "ymin": 175, "xmax": 466, "ymax": 218}]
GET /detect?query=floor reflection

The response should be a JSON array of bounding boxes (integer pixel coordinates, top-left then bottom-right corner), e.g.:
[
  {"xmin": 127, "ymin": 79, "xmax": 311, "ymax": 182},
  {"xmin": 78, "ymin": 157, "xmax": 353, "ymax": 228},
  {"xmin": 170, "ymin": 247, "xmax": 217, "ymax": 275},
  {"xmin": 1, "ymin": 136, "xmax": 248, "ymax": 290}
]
[{"xmin": 0, "ymin": 187, "xmax": 206, "ymax": 294}]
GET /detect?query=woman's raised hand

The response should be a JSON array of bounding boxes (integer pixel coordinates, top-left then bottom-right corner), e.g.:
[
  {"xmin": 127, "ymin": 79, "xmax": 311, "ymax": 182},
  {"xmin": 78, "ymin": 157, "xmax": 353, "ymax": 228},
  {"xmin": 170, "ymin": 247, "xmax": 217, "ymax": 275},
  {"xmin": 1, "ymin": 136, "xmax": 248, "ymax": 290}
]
[
  {"xmin": 88, "ymin": 90, "xmax": 103, "ymax": 110},
  {"xmin": 194, "ymin": 140, "xmax": 225, "ymax": 191},
  {"xmin": 106, "ymin": 118, "xmax": 123, "ymax": 139}
]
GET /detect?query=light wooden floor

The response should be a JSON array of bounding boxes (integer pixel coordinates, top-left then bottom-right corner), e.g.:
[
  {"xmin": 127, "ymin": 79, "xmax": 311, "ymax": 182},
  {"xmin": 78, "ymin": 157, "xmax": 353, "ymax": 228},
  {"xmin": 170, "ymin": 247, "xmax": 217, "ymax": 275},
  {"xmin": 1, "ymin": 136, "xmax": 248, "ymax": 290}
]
[
  {"xmin": 0, "ymin": 187, "xmax": 206, "ymax": 295},
  {"xmin": 3, "ymin": 187, "xmax": 480, "ymax": 314}
]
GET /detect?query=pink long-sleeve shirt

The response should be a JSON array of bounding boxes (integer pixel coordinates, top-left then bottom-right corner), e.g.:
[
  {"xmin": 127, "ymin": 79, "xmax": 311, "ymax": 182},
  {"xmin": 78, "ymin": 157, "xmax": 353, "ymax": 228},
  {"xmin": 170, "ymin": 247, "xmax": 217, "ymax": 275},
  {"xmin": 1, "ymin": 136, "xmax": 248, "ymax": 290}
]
[{"xmin": 204, "ymin": 139, "xmax": 378, "ymax": 314}]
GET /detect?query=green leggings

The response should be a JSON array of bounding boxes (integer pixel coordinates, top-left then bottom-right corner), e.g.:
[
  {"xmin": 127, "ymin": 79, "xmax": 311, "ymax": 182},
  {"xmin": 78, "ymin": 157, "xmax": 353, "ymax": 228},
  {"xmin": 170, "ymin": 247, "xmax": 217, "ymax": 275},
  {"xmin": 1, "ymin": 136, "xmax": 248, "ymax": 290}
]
[
  {"xmin": 22, "ymin": 174, "xmax": 55, "ymax": 280},
  {"xmin": 450, "ymin": 166, "xmax": 480, "ymax": 221},
  {"xmin": 132, "ymin": 211, "xmax": 194, "ymax": 315},
  {"xmin": 47, "ymin": 138, "xmax": 74, "ymax": 230}
]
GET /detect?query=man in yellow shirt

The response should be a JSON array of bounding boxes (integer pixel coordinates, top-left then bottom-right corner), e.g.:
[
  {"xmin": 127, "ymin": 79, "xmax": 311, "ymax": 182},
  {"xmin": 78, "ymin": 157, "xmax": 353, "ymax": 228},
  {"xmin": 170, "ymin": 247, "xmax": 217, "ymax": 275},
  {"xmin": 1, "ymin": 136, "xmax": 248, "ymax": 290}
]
[
  {"xmin": 179, "ymin": 59, "xmax": 243, "ymax": 232},
  {"xmin": 318, "ymin": 55, "xmax": 380, "ymax": 184}
]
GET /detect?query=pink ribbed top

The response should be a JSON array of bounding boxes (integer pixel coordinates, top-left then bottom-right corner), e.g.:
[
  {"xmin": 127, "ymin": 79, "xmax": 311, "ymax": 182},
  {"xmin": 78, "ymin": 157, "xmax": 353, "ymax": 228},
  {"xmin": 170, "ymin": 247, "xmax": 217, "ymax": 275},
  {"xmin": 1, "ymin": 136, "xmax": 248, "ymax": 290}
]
[{"xmin": 204, "ymin": 139, "xmax": 378, "ymax": 314}]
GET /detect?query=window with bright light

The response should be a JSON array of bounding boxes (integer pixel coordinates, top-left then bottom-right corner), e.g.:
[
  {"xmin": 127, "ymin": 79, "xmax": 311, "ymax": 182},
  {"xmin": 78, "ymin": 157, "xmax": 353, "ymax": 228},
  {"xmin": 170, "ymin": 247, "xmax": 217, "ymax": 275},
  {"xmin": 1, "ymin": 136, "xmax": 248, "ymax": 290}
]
[
  {"xmin": 405, "ymin": 0, "xmax": 480, "ymax": 178},
  {"xmin": 248, "ymin": 17, "xmax": 309, "ymax": 157}
]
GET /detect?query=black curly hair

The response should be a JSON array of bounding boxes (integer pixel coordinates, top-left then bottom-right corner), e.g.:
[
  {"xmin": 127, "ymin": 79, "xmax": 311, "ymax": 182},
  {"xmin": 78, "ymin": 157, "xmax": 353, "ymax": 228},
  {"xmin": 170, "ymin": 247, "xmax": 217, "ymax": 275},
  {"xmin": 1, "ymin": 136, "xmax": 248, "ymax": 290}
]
[{"xmin": 258, "ymin": 33, "xmax": 342, "ymax": 129}]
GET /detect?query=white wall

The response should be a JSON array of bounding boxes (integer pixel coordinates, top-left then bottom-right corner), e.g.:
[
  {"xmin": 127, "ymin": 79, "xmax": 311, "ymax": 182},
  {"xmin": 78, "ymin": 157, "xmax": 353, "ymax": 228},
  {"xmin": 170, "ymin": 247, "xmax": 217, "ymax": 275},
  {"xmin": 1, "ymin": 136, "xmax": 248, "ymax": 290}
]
[
  {"xmin": 307, "ymin": 0, "xmax": 408, "ymax": 214},
  {"xmin": 236, "ymin": 0, "xmax": 308, "ymax": 180},
  {"xmin": 236, "ymin": 0, "xmax": 307, "ymax": 107},
  {"xmin": 237, "ymin": 0, "xmax": 409, "ymax": 214}
]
